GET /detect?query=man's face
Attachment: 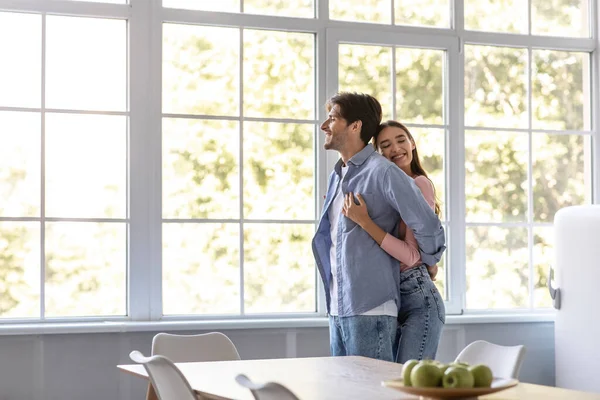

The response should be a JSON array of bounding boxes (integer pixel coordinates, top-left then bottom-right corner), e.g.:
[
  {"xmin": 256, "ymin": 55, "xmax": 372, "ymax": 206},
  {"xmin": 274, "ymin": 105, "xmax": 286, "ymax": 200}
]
[{"xmin": 320, "ymin": 105, "xmax": 352, "ymax": 151}]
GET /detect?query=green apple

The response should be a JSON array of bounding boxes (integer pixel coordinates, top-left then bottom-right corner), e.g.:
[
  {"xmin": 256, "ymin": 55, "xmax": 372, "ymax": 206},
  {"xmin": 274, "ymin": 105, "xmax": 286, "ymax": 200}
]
[
  {"xmin": 442, "ymin": 366, "xmax": 475, "ymax": 389},
  {"xmin": 421, "ymin": 359, "xmax": 442, "ymax": 365},
  {"xmin": 451, "ymin": 361, "xmax": 470, "ymax": 367},
  {"xmin": 402, "ymin": 360, "xmax": 419, "ymax": 386},
  {"xmin": 411, "ymin": 362, "xmax": 443, "ymax": 388},
  {"xmin": 438, "ymin": 363, "xmax": 451, "ymax": 375},
  {"xmin": 469, "ymin": 364, "xmax": 494, "ymax": 388}
]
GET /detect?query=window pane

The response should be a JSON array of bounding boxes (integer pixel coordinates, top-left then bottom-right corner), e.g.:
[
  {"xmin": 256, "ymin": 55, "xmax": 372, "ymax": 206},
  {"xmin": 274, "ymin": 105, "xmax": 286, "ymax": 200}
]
[
  {"xmin": 0, "ymin": 12, "xmax": 40, "ymax": 108},
  {"xmin": 465, "ymin": 131, "xmax": 528, "ymax": 223},
  {"xmin": 395, "ymin": 0, "xmax": 449, "ymax": 27},
  {"xmin": 243, "ymin": 30, "xmax": 314, "ymax": 119},
  {"xmin": 465, "ymin": 0, "xmax": 527, "ymax": 33},
  {"xmin": 163, "ymin": 24, "xmax": 239, "ymax": 116},
  {"xmin": 330, "ymin": 0, "xmax": 391, "ymax": 24},
  {"xmin": 533, "ymin": 134, "xmax": 591, "ymax": 222},
  {"xmin": 163, "ymin": 223, "xmax": 240, "ymax": 315},
  {"xmin": 244, "ymin": 224, "xmax": 315, "ymax": 313},
  {"xmin": 0, "ymin": 112, "xmax": 40, "ymax": 218},
  {"xmin": 533, "ymin": 50, "xmax": 590, "ymax": 131},
  {"xmin": 466, "ymin": 226, "xmax": 529, "ymax": 309},
  {"xmin": 339, "ymin": 44, "xmax": 392, "ymax": 121},
  {"xmin": 243, "ymin": 122, "xmax": 314, "ymax": 220},
  {"xmin": 396, "ymin": 48, "xmax": 444, "ymax": 125},
  {"xmin": 532, "ymin": 0, "xmax": 589, "ymax": 37},
  {"xmin": 46, "ymin": 16, "xmax": 126, "ymax": 111},
  {"xmin": 410, "ymin": 127, "xmax": 445, "ymax": 220},
  {"xmin": 45, "ymin": 114, "xmax": 126, "ymax": 219},
  {"xmin": 244, "ymin": 0, "xmax": 314, "ymax": 17},
  {"xmin": 533, "ymin": 227, "xmax": 553, "ymax": 308},
  {"xmin": 465, "ymin": 46, "xmax": 527, "ymax": 129},
  {"xmin": 163, "ymin": 0, "xmax": 239, "ymax": 11},
  {"xmin": 45, "ymin": 222, "xmax": 126, "ymax": 317},
  {"xmin": 0, "ymin": 222, "xmax": 40, "ymax": 319},
  {"xmin": 162, "ymin": 119, "xmax": 240, "ymax": 219}
]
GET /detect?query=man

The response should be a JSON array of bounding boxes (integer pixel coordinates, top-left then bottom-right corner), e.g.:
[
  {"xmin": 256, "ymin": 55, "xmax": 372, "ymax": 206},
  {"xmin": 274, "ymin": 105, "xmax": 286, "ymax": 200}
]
[{"xmin": 311, "ymin": 92, "xmax": 445, "ymax": 361}]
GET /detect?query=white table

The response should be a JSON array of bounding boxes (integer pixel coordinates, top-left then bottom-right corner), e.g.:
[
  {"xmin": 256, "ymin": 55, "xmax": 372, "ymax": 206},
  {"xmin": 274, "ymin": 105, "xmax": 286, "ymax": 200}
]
[{"xmin": 118, "ymin": 355, "xmax": 600, "ymax": 400}]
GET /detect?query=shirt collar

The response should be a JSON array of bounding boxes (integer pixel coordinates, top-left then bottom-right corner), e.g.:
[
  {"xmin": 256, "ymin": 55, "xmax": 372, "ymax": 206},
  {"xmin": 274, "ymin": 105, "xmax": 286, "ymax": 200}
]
[{"xmin": 334, "ymin": 145, "xmax": 375, "ymax": 176}]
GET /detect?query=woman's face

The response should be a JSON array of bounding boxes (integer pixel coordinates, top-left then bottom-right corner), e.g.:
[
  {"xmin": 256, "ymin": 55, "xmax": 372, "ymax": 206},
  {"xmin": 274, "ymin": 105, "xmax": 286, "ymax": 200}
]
[{"xmin": 376, "ymin": 126, "xmax": 415, "ymax": 170}]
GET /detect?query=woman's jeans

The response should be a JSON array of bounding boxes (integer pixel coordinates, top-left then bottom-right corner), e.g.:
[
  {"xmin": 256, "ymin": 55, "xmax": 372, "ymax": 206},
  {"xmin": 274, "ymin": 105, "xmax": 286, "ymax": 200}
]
[
  {"xmin": 394, "ymin": 265, "xmax": 446, "ymax": 363},
  {"xmin": 329, "ymin": 314, "xmax": 397, "ymax": 362}
]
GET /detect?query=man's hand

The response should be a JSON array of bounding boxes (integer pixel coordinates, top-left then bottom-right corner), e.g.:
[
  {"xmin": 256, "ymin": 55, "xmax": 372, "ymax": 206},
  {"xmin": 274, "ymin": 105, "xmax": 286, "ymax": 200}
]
[{"xmin": 342, "ymin": 192, "xmax": 372, "ymax": 228}]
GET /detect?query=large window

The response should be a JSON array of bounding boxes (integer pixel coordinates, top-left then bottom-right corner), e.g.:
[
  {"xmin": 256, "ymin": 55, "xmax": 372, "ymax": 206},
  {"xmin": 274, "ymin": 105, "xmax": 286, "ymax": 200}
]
[
  {"xmin": 161, "ymin": 23, "xmax": 317, "ymax": 316},
  {"xmin": 0, "ymin": 9, "xmax": 127, "ymax": 319},
  {"xmin": 0, "ymin": 0, "xmax": 596, "ymax": 324},
  {"xmin": 464, "ymin": 46, "xmax": 591, "ymax": 310}
]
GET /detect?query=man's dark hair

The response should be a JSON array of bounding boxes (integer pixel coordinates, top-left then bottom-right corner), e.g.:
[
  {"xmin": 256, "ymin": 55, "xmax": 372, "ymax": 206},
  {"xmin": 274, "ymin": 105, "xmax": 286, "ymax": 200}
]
[{"xmin": 326, "ymin": 92, "xmax": 383, "ymax": 145}]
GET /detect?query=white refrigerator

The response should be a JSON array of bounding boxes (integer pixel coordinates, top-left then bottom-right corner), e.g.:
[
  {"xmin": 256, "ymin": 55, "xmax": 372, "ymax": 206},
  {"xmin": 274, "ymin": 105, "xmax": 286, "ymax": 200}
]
[{"xmin": 553, "ymin": 205, "xmax": 600, "ymax": 393}]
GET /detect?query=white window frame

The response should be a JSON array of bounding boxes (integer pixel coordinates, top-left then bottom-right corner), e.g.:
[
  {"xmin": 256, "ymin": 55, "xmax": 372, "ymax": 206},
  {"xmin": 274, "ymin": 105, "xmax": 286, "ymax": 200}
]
[
  {"xmin": 0, "ymin": 0, "xmax": 597, "ymax": 331},
  {"xmin": 458, "ymin": 0, "xmax": 598, "ymax": 314},
  {"xmin": 0, "ymin": 0, "xmax": 132, "ymax": 324},
  {"xmin": 157, "ymin": 6, "xmax": 324, "ymax": 322}
]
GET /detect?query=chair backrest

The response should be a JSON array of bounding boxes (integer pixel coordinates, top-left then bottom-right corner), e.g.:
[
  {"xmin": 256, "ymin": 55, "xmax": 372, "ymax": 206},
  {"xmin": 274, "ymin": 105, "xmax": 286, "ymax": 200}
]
[
  {"xmin": 235, "ymin": 374, "xmax": 300, "ymax": 400},
  {"xmin": 152, "ymin": 332, "xmax": 241, "ymax": 362},
  {"xmin": 130, "ymin": 350, "xmax": 197, "ymax": 400},
  {"xmin": 454, "ymin": 340, "xmax": 526, "ymax": 379}
]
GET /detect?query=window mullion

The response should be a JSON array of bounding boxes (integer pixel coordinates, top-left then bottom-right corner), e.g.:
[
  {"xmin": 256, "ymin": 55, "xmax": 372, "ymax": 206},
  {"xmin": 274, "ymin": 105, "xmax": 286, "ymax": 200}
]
[
  {"xmin": 128, "ymin": 0, "xmax": 162, "ymax": 321},
  {"xmin": 527, "ymin": 47, "xmax": 534, "ymax": 309},
  {"xmin": 239, "ymin": 27, "xmax": 245, "ymax": 316},
  {"xmin": 0, "ymin": 0, "xmax": 130, "ymax": 18},
  {"xmin": 462, "ymin": 31, "xmax": 595, "ymax": 52},
  {"xmin": 447, "ymin": 21, "xmax": 466, "ymax": 314},
  {"xmin": 315, "ymin": 11, "xmax": 328, "ymax": 314},
  {"xmin": 40, "ymin": 12, "xmax": 47, "ymax": 320}
]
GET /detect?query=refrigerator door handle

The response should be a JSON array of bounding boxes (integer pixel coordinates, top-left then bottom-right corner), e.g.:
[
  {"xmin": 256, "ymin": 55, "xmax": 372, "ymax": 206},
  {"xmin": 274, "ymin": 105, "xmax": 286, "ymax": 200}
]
[{"xmin": 548, "ymin": 265, "xmax": 561, "ymax": 310}]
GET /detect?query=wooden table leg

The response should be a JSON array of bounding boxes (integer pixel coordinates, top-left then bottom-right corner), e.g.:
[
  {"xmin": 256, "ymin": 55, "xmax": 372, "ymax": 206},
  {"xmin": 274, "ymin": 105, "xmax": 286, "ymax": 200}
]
[{"xmin": 146, "ymin": 383, "xmax": 159, "ymax": 400}]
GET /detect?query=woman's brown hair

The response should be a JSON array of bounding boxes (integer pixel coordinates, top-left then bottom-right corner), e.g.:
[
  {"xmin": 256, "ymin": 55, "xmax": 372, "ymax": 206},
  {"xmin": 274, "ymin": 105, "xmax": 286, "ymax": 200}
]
[{"xmin": 374, "ymin": 120, "xmax": 442, "ymax": 216}]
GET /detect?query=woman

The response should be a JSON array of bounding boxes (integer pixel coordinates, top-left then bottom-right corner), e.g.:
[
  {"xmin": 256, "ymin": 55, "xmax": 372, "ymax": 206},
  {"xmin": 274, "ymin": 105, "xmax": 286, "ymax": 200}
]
[{"xmin": 342, "ymin": 120, "xmax": 445, "ymax": 363}]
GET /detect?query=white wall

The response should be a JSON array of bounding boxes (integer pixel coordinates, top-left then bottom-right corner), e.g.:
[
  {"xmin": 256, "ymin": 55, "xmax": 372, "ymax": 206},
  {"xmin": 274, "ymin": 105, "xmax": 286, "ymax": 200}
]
[{"xmin": 0, "ymin": 322, "xmax": 554, "ymax": 400}]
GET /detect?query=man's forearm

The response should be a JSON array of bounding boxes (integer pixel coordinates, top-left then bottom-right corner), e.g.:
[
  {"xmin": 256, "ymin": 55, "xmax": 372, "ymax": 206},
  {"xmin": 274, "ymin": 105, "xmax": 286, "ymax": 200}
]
[
  {"xmin": 408, "ymin": 207, "xmax": 445, "ymax": 266},
  {"xmin": 418, "ymin": 227, "xmax": 446, "ymax": 266}
]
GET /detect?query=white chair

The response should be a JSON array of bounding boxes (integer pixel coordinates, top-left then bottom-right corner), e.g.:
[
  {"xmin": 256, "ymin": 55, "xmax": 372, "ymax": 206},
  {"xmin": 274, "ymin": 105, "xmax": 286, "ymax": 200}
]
[
  {"xmin": 147, "ymin": 332, "xmax": 241, "ymax": 400},
  {"xmin": 130, "ymin": 350, "xmax": 197, "ymax": 400},
  {"xmin": 151, "ymin": 332, "xmax": 241, "ymax": 362},
  {"xmin": 236, "ymin": 374, "xmax": 300, "ymax": 400},
  {"xmin": 454, "ymin": 340, "xmax": 526, "ymax": 379}
]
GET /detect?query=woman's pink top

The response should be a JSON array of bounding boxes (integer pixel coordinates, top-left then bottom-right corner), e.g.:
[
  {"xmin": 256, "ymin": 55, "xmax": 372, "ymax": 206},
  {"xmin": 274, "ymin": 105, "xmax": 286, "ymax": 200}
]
[{"xmin": 380, "ymin": 175, "xmax": 436, "ymax": 272}]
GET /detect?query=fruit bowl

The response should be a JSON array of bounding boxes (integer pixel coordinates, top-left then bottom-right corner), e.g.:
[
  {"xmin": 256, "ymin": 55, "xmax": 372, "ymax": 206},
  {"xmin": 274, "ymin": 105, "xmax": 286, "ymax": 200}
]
[{"xmin": 381, "ymin": 377, "xmax": 519, "ymax": 399}]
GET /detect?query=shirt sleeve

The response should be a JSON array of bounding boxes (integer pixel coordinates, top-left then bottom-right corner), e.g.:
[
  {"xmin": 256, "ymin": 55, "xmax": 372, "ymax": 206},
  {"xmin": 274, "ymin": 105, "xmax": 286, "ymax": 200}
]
[
  {"xmin": 379, "ymin": 175, "xmax": 437, "ymax": 266},
  {"xmin": 382, "ymin": 166, "xmax": 446, "ymax": 266}
]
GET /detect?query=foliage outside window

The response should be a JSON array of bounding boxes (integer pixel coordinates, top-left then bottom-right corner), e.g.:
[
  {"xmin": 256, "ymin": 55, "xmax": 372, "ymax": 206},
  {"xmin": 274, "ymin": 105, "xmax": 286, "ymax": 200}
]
[{"xmin": 0, "ymin": 0, "xmax": 594, "ymax": 322}]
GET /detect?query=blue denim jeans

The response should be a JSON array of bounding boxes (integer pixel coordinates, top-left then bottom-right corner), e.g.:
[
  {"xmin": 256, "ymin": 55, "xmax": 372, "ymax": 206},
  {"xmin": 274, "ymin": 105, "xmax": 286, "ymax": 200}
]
[
  {"xmin": 394, "ymin": 265, "xmax": 446, "ymax": 363},
  {"xmin": 329, "ymin": 315, "xmax": 397, "ymax": 362}
]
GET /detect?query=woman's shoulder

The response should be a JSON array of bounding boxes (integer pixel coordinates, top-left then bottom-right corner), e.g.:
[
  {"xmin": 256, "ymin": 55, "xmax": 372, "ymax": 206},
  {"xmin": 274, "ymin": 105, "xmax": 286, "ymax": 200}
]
[
  {"xmin": 413, "ymin": 175, "xmax": 436, "ymax": 207},
  {"xmin": 414, "ymin": 175, "xmax": 434, "ymax": 190}
]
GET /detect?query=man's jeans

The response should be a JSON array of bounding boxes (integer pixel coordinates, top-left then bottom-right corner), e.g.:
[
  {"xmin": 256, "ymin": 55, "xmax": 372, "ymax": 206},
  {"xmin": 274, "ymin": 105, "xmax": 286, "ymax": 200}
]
[
  {"xmin": 329, "ymin": 315, "xmax": 397, "ymax": 362},
  {"xmin": 394, "ymin": 265, "xmax": 446, "ymax": 363}
]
